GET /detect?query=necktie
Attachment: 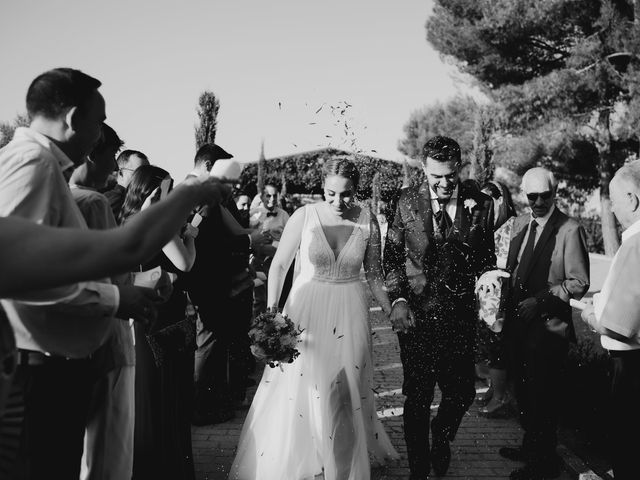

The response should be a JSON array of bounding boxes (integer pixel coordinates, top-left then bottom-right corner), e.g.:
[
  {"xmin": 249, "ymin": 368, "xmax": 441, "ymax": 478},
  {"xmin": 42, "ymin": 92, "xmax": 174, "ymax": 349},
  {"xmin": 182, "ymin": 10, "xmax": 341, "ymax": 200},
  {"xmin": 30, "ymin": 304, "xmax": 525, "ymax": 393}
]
[
  {"xmin": 266, "ymin": 211, "xmax": 277, "ymax": 217},
  {"xmin": 435, "ymin": 198, "xmax": 452, "ymax": 236},
  {"xmin": 514, "ymin": 220, "xmax": 538, "ymax": 295}
]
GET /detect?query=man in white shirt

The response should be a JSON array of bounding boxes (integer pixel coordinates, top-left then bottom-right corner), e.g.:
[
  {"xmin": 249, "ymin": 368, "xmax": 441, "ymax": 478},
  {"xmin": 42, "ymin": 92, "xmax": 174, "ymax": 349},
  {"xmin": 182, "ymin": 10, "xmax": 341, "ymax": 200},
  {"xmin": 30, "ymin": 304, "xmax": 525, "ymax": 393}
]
[
  {"xmin": 581, "ymin": 161, "xmax": 640, "ymax": 480},
  {"xmin": 0, "ymin": 68, "xmax": 160, "ymax": 479}
]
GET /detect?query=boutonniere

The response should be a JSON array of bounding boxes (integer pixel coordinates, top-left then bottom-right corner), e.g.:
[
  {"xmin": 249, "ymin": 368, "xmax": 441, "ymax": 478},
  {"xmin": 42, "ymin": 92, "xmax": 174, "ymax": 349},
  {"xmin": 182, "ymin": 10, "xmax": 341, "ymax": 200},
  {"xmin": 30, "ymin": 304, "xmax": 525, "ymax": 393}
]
[{"xmin": 464, "ymin": 198, "xmax": 477, "ymax": 214}]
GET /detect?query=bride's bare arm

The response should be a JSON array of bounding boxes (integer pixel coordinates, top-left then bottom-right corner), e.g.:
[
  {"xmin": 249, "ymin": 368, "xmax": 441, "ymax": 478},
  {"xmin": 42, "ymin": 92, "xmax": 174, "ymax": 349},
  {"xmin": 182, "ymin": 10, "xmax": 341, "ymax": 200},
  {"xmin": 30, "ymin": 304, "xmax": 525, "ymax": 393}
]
[
  {"xmin": 267, "ymin": 207, "xmax": 305, "ymax": 309},
  {"xmin": 364, "ymin": 211, "xmax": 392, "ymax": 316}
]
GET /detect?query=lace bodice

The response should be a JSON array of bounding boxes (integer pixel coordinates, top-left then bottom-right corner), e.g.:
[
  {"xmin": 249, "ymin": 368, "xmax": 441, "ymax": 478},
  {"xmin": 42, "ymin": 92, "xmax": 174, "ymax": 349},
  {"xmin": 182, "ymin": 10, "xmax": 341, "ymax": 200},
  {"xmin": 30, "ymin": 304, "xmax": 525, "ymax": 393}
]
[{"xmin": 297, "ymin": 204, "xmax": 370, "ymax": 283}]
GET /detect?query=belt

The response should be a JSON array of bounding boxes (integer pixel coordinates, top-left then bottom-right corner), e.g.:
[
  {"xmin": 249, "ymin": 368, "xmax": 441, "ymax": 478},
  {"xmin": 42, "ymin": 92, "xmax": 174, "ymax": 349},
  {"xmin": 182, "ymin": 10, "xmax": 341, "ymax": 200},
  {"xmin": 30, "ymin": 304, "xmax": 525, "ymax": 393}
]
[{"xmin": 17, "ymin": 349, "xmax": 91, "ymax": 366}]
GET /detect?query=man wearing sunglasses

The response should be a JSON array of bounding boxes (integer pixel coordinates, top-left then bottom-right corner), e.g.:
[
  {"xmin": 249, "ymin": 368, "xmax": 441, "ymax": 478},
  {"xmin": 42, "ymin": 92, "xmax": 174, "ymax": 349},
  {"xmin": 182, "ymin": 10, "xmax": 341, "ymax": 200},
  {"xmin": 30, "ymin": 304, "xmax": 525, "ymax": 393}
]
[{"xmin": 498, "ymin": 167, "xmax": 589, "ymax": 480}]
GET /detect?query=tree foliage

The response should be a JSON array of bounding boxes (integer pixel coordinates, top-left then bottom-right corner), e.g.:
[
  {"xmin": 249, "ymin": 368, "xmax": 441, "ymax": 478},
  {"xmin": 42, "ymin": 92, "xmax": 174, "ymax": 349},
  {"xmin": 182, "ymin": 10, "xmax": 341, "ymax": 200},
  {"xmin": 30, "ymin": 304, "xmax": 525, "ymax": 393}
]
[
  {"xmin": 424, "ymin": 0, "xmax": 640, "ymax": 254},
  {"xmin": 240, "ymin": 148, "xmax": 403, "ymax": 202},
  {"xmin": 194, "ymin": 91, "xmax": 220, "ymax": 149}
]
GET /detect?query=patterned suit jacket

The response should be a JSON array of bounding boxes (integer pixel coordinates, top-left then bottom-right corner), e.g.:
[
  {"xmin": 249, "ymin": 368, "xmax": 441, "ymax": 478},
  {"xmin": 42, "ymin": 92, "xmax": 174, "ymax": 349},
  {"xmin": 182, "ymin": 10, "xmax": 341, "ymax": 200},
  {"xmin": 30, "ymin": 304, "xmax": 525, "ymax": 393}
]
[{"xmin": 383, "ymin": 179, "xmax": 495, "ymax": 316}]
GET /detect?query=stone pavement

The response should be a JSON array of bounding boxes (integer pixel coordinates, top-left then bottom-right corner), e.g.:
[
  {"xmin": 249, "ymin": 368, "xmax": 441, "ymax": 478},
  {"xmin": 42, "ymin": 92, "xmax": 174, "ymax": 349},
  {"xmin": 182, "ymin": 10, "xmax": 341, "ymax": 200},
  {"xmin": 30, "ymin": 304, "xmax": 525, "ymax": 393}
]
[{"xmin": 193, "ymin": 309, "xmax": 573, "ymax": 480}]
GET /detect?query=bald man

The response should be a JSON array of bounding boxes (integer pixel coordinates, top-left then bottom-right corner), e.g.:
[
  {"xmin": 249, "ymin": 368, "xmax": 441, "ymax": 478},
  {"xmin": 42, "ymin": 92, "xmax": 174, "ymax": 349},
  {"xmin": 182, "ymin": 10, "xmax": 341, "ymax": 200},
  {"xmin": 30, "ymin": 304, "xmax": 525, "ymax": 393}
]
[
  {"xmin": 580, "ymin": 161, "xmax": 640, "ymax": 480},
  {"xmin": 498, "ymin": 167, "xmax": 589, "ymax": 480}
]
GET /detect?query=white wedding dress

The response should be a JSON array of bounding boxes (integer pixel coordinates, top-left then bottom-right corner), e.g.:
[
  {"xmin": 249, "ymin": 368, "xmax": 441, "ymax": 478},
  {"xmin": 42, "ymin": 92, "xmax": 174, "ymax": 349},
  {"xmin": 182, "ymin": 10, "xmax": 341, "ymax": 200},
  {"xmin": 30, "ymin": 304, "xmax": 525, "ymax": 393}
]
[{"xmin": 229, "ymin": 204, "xmax": 399, "ymax": 480}]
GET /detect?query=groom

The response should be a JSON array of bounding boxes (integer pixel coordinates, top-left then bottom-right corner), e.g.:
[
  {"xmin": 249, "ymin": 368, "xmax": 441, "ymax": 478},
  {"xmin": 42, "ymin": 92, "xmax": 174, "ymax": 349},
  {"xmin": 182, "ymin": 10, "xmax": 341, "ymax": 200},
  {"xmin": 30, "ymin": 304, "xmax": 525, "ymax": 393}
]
[{"xmin": 384, "ymin": 135, "xmax": 496, "ymax": 479}]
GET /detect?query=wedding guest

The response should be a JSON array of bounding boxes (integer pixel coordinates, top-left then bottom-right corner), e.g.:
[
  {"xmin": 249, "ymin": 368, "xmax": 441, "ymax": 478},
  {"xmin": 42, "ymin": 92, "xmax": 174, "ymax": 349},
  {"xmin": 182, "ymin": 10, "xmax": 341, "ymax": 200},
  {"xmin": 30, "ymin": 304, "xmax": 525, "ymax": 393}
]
[
  {"xmin": 384, "ymin": 136, "xmax": 497, "ymax": 478},
  {"xmin": 476, "ymin": 180, "xmax": 517, "ymax": 418},
  {"xmin": 580, "ymin": 160, "xmax": 640, "ymax": 480},
  {"xmin": 498, "ymin": 167, "xmax": 589, "ymax": 480},
  {"xmin": 250, "ymin": 184, "xmax": 288, "ymax": 315},
  {"xmin": 0, "ymin": 175, "xmax": 225, "ymax": 426},
  {"xmin": 0, "ymin": 67, "xmax": 161, "ymax": 480},
  {"xmin": 70, "ymin": 123, "xmax": 137, "ymax": 480},
  {"xmin": 235, "ymin": 191, "xmax": 251, "ymax": 228},
  {"xmin": 121, "ymin": 165, "xmax": 198, "ymax": 480},
  {"xmin": 188, "ymin": 147, "xmax": 269, "ymax": 425},
  {"xmin": 104, "ymin": 149, "xmax": 149, "ymax": 218}
]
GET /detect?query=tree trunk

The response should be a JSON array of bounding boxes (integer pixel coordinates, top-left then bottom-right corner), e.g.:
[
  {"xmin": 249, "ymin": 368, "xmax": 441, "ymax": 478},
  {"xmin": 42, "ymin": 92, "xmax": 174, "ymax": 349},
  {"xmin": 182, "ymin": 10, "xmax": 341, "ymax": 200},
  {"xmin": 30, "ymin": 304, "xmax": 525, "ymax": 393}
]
[
  {"xmin": 597, "ymin": 110, "xmax": 621, "ymax": 256},
  {"xmin": 471, "ymin": 107, "xmax": 493, "ymax": 184},
  {"xmin": 257, "ymin": 140, "xmax": 266, "ymax": 196}
]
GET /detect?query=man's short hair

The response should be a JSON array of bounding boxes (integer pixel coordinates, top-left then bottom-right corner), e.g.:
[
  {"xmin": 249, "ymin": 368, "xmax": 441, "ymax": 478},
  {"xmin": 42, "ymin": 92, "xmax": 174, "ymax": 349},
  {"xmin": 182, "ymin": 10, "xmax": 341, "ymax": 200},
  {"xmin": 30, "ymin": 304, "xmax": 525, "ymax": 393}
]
[
  {"xmin": 116, "ymin": 150, "xmax": 148, "ymax": 169},
  {"xmin": 263, "ymin": 183, "xmax": 280, "ymax": 194},
  {"xmin": 90, "ymin": 123, "xmax": 123, "ymax": 159},
  {"xmin": 194, "ymin": 143, "xmax": 233, "ymax": 166},
  {"xmin": 26, "ymin": 68, "xmax": 101, "ymax": 120},
  {"xmin": 422, "ymin": 135, "xmax": 461, "ymax": 165}
]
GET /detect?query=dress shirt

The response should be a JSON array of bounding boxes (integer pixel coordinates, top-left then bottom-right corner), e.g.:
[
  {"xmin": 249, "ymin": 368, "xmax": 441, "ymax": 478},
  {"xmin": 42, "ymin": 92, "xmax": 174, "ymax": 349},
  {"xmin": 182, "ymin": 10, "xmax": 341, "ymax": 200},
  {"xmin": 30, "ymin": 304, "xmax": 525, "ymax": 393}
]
[
  {"xmin": 516, "ymin": 205, "xmax": 556, "ymax": 263},
  {"xmin": 250, "ymin": 206, "xmax": 290, "ymax": 240},
  {"xmin": 70, "ymin": 184, "xmax": 135, "ymax": 366},
  {"xmin": 429, "ymin": 184, "xmax": 458, "ymax": 223},
  {"xmin": 593, "ymin": 217, "xmax": 640, "ymax": 351},
  {"xmin": 0, "ymin": 127, "xmax": 119, "ymax": 358}
]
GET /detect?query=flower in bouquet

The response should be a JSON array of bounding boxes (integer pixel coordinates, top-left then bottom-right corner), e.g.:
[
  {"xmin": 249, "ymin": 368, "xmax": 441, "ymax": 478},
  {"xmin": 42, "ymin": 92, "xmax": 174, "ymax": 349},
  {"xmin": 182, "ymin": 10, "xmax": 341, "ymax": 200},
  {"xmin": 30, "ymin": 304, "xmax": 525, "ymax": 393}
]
[{"xmin": 248, "ymin": 309, "xmax": 304, "ymax": 368}]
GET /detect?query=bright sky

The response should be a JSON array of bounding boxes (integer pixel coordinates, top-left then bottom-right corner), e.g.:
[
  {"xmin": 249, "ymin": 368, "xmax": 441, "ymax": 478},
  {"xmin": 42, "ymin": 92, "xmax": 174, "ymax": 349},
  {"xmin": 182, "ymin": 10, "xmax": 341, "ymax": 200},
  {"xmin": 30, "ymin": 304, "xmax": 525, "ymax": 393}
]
[{"xmin": 0, "ymin": 0, "xmax": 474, "ymax": 181}]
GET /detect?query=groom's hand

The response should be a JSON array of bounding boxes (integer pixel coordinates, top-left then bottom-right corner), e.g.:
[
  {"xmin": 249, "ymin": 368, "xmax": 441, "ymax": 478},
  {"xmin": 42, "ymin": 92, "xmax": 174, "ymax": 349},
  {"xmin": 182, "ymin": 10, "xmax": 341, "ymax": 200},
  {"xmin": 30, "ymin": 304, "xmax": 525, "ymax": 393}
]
[{"xmin": 390, "ymin": 301, "xmax": 415, "ymax": 333}]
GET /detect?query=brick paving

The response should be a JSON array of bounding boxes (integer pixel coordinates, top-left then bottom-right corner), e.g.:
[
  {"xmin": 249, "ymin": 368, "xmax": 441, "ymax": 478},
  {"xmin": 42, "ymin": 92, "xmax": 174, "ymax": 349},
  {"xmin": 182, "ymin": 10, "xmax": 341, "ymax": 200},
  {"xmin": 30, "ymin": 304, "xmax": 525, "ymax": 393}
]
[{"xmin": 193, "ymin": 309, "xmax": 573, "ymax": 480}]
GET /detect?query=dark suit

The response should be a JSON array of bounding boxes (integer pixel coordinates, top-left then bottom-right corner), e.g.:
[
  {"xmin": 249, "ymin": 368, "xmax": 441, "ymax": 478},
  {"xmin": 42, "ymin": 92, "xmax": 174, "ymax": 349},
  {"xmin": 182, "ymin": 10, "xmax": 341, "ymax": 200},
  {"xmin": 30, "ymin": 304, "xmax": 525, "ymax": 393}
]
[
  {"xmin": 187, "ymin": 202, "xmax": 252, "ymax": 418},
  {"xmin": 503, "ymin": 208, "xmax": 589, "ymax": 467},
  {"xmin": 384, "ymin": 180, "xmax": 495, "ymax": 476}
]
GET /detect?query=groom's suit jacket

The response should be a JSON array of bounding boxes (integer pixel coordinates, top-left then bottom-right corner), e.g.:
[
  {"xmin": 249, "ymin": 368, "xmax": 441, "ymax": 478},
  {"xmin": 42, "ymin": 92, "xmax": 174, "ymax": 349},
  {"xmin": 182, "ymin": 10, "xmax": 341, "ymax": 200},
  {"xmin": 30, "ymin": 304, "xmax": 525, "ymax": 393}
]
[
  {"xmin": 384, "ymin": 180, "xmax": 495, "ymax": 323},
  {"xmin": 504, "ymin": 208, "xmax": 589, "ymax": 342}
]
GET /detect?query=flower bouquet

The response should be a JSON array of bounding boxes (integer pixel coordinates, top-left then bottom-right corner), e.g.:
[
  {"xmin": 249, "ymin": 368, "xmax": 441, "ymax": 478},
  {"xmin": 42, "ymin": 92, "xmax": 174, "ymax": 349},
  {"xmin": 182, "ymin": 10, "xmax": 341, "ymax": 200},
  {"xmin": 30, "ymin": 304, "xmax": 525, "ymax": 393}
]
[{"xmin": 248, "ymin": 309, "xmax": 303, "ymax": 369}]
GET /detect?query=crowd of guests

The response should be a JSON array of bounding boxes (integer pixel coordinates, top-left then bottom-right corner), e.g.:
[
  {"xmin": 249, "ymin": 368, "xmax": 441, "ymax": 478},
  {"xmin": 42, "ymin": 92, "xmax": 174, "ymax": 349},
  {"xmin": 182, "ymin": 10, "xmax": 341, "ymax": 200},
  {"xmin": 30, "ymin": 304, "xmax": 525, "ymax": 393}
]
[
  {"xmin": 0, "ymin": 66, "xmax": 638, "ymax": 480},
  {"xmin": 0, "ymin": 67, "xmax": 292, "ymax": 480}
]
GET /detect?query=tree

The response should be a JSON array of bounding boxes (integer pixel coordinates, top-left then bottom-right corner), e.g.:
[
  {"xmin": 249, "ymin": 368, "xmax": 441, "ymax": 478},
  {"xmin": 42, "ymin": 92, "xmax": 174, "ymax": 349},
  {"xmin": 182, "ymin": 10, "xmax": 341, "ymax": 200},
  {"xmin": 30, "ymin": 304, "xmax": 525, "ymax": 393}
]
[
  {"xmin": 0, "ymin": 113, "xmax": 29, "ymax": 149},
  {"xmin": 257, "ymin": 140, "xmax": 266, "ymax": 195},
  {"xmin": 427, "ymin": 0, "xmax": 640, "ymax": 255},
  {"xmin": 194, "ymin": 91, "xmax": 220, "ymax": 149}
]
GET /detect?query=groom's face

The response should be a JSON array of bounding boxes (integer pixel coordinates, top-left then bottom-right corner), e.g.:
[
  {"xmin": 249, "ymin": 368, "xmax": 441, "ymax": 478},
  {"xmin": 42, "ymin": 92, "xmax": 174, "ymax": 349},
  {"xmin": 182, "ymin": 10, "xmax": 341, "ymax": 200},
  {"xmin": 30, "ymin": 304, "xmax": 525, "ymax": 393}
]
[{"xmin": 423, "ymin": 157, "xmax": 459, "ymax": 201}]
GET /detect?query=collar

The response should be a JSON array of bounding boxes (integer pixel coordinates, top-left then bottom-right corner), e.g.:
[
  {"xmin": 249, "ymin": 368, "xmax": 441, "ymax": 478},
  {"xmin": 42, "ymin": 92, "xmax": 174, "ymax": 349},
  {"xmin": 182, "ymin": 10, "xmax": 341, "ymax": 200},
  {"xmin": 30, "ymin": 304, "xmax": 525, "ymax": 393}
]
[
  {"xmin": 429, "ymin": 184, "xmax": 459, "ymax": 202},
  {"xmin": 622, "ymin": 217, "xmax": 640, "ymax": 243},
  {"xmin": 14, "ymin": 127, "xmax": 75, "ymax": 172},
  {"xmin": 530, "ymin": 204, "xmax": 555, "ymax": 228}
]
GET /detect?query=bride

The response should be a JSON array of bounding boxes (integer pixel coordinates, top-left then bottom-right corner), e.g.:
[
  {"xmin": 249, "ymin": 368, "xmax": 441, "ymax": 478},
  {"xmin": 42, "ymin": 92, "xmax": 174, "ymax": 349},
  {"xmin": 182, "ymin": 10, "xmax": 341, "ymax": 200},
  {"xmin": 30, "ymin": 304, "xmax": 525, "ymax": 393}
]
[{"xmin": 229, "ymin": 159, "xmax": 399, "ymax": 479}]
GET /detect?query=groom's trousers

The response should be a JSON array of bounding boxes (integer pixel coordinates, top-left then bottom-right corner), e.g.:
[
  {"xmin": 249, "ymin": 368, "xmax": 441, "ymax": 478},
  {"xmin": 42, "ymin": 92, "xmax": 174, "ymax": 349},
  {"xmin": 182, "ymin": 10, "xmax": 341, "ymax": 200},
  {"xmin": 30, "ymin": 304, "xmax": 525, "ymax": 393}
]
[{"xmin": 397, "ymin": 321, "xmax": 476, "ymax": 476}]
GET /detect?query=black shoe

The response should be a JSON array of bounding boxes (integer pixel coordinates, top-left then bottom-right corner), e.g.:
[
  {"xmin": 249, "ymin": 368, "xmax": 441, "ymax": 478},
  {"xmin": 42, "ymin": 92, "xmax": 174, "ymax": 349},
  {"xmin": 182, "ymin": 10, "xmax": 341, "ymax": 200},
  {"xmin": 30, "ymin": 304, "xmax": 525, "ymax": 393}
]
[
  {"xmin": 431, "ymin": 435, "xmax": 451, "ymax": 476},
  {"xmin": 499, "ymin": 446, "xmax": 528, "ymax": 462},
  {"xmin": 509, "ymin": 462, "xmax": 561, "ymax": 480}
]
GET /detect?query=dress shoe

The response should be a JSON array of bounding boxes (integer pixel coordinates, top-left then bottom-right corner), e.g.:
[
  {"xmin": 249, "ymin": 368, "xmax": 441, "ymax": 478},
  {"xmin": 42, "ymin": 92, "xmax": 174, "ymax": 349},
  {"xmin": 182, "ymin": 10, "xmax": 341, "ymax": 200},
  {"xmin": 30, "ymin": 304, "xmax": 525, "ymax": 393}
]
[
  {"xmin": 479, "ymin": 398, "xmax": 515, "ymax": 419},
  {"xmin": 474, "ymin": 387, "xmax": 493, "ymax": 406},
  {"xmin": 431, "ymin": 434, "xmax": 451, "ymax": 476},
  {"xmin": 509, "ymin": 462, "xmax": 561, "ymax": 480},
  {"xmin": 499, "ymin": 446, "xmax": 528, "ymax": 462}
]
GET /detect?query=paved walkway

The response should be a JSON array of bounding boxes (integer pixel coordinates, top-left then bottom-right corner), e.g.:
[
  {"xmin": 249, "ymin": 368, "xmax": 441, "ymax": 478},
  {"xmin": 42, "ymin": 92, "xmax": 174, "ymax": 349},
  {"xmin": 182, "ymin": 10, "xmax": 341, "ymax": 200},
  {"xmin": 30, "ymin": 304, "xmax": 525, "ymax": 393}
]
[{"xmin": 193, "ymin": 309, "xmax": 573, "ymax": 480}]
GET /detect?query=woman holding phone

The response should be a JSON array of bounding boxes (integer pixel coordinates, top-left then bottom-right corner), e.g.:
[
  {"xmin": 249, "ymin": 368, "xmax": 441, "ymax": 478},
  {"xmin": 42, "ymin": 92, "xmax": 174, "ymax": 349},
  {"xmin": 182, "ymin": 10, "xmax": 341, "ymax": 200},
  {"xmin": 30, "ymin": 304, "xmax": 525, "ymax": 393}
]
[{"xmin": 120, "ymin": 165, "xmax": 199, "ymax": 480}]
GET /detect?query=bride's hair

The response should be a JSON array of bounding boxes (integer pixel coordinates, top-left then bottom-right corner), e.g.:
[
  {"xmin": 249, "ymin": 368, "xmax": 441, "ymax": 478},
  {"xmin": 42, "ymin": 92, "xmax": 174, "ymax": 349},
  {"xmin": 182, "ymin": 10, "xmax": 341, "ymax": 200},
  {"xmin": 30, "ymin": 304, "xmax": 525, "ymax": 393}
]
[{"xmin": 322, "ymin": 158, "xmax": 360, "ymax": 190}]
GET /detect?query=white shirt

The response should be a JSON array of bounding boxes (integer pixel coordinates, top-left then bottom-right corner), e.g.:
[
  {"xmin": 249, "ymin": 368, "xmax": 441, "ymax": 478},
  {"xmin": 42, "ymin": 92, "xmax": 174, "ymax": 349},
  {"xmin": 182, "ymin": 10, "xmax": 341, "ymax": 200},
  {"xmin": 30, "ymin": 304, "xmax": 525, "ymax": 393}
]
[
  {"xmin": 0, "ymin": 127, "xmax": 119, "ymax": 358},
  {"xmin": 429, "ymin": 184, "xmax": 458, "ymax": 222},
  {"xmin": 250, "ymin": 206, "xmax": 290, "ymax": 240},
  {"xmin": 593, "ymin": 217, "xmax": 640, "ymax": 351},
  {"xmin": 516, "ymin": 205, "xmax": 556, "ymax": 263}
]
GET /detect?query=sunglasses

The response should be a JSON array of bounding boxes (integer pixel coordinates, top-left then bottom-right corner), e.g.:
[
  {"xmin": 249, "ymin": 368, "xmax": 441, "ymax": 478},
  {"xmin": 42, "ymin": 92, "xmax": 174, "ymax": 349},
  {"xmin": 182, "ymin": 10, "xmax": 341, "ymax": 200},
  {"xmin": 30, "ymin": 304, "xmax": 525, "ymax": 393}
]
[{"xmin": 526, "ymin": 191, "xmax": 553, "ymax": 202}]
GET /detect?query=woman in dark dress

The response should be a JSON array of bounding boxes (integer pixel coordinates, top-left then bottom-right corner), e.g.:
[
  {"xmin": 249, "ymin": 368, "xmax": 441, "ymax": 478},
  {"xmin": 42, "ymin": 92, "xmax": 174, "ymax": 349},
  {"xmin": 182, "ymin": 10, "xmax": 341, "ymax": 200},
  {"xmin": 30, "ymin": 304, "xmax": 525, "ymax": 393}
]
[{"xmin": 120, "ymin": 165, "xmax": 198, "ymax": 480}]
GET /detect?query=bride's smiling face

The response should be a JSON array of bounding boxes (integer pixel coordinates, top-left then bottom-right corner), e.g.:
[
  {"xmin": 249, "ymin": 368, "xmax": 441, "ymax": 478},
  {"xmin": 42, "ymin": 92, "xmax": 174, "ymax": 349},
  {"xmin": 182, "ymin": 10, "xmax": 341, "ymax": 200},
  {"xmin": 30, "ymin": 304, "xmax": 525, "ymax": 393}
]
[{"xmin": 323, "ymin": 175, "xmax": 355, "ymax": 216}]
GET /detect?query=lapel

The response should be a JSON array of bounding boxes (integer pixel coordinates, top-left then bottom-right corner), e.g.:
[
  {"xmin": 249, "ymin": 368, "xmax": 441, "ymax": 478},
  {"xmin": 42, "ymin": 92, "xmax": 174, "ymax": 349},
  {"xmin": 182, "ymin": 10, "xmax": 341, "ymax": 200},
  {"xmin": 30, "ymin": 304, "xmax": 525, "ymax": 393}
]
[
  {"xmin": 454, "ymin": 182, "xmax": 470, "ymax": 238},
  {"xmin": 518, "ymin": 207, "xmax": 560, "ymax": 283},
  {"xmin": 417, "ymin": 182, "xmax": 434, "ymax": 243},
  {"xmin": 506, "ymin": 215, "xmax": 529, "ymax": 272}
]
